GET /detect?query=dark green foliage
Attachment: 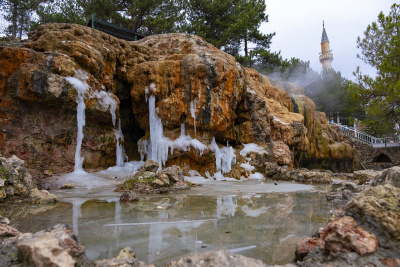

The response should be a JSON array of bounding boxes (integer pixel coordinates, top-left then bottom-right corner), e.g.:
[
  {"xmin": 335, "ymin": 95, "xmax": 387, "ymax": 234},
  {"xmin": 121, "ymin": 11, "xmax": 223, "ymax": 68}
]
[
  {"xmin": 78, "ymin": 0, "xmax": 185, "ymax": 35},
  {"xmin": 350, "ymin": 4, "xmax": 400, "ymax": 136},
  {"xmin": 0, "ymin": 0, "xmax": 49, "ymax": 38},
  {"xmin": 33, "ymin": 0, "xmax": 86, "ymax": 27},
  {"xmin": 184, "ymin": 0, "xmax": 273, "ymax": 55}
]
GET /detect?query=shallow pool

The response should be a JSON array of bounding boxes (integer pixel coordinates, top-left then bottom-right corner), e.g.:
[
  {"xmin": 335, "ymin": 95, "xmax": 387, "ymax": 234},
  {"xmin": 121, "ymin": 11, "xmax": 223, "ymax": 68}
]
[{"xmin": 1, "ymin": 178, "xmax": 331, "ymax": 266}]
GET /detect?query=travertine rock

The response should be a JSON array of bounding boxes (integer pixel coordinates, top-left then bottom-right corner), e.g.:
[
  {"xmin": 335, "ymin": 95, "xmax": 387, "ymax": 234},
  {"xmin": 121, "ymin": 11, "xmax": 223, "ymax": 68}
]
[
  {"xmin": 0, "ymin": 23, "xmax": 361, "ymax": 176},
  {"xmin": 29, "ymin": 188, "xmax": 58, "ymax": 204},
  {"xmin": 298, "ymin": 184, "xmax": 400, "ymax": 266},
  {"xmin": 166, "ymin": 249, "xmax": 266, "ymax": 267},
  {"xmin": 370, "ymin": 166, "xmax": 400, "ymax": 187},
  {"xmin": 95, "ymin": 247, "xmax": 153, "ymax": 267},
  {"xmin": 346, "ymin": 184, "xmax": 400, "ymax": 241},
  {"xmin": 17, "ymin": 224, "xmax": 85, "ymax": 267},
  {"xmin": 119, "ymin": 190, "xmax": 139, "ymax": 202},
  {"xmin": 0, "ymin": 155, "xmax": 35, "ymax": 200},
  {"xmin": 0, "ymin": 223, "xmax": 19, "ymax": 238},
  {"xmin": 320, "ymin": 216, "xmax": 378, "ymax": 256},
  {"xmin": 353, "ymin": 169, "xmax": 381, "ymax": 185},
  {"xmin": 144, "ymin": 159, "xmax": 159, "ymax": 172}
]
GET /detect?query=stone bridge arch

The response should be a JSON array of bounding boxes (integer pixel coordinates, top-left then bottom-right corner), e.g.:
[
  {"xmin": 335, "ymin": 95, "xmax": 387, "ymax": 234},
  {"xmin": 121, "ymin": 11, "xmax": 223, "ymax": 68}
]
[
  {"xmin": 353, "ymin": 142, "xmax": 400, "ymax": 169},
  {"xmin": 373, "ymin": 153, "xmax": 392, "ymax": 163}
]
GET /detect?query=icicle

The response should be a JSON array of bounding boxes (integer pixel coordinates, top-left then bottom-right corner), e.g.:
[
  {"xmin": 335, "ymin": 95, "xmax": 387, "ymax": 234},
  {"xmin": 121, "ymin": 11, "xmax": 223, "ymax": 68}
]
[
  {"xmin": 209, "ymin": 138, "xmax": 236, "ymax": 178},
  {"xmin": 65, "ymin": 70, "xmax": 90, "ymax": 174},
  {"xmin": 138, "ymin": 86, "xmax": 208, "ymax": 169},
  {"xmin": 90, "ymin": 89, "xmax": 126, "ymax": 166},
  {"xmin": 209, "ymin": 137, "xmax": 222, "ymax": 171},
  {"xmin": 115, "ymin": 119, "xmax": 126, "ymax": 166},
  {"xmin": 190, "ymin": 100, "xmax": 196, "ymax": 137}
]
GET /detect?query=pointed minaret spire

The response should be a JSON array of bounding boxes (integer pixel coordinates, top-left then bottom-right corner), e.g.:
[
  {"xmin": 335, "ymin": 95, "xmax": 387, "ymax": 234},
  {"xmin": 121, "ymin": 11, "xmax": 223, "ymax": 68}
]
[{"xmin": 319, "ymin": 21, "xmax": 333, "ymax": 70}]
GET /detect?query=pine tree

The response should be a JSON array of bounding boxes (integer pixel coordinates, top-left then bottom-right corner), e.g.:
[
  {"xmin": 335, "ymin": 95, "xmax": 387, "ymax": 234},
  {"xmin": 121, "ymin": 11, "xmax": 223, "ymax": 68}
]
[
  {"xmin": 350, "ymin": 4, "xmax": 400, "ymax": 136},
  {"xmin": 1, "ymin": 0, "xmax": 47, "ymax": 38},
  {"xmin": 184, "ymin": 0, "xmax": 273, "ymax": 56}
]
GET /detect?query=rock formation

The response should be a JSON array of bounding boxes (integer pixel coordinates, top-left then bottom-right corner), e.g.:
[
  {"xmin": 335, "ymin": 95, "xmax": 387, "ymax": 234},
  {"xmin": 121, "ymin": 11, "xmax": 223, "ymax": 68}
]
[
  {"xmin": 0, "ymin": 23, "xmax": 360, "ymax": 178},
  {"xmin": 297, "ymin": 169, "xmax": 400, "ymax": 266},
  {"xmin": 0, "ymin": 154, "xmax": 36, "ymax": 200}
]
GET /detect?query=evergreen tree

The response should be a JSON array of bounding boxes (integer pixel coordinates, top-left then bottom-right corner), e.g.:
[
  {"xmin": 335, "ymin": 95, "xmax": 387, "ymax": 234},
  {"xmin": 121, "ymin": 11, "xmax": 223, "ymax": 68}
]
[
  {"xmin": 229, "ymin": 0, "xmax": 274, "ymax": 56},
  {"xmin": 34, "ymin": 0, "xmax": 85, "ymax": 27},
  {"xmin": 185, "ymin": 0, "xmax": 273, "ymax": 56},
  {"xmin": 124, "ymin": 0, "xmax": 185, "ymax": 34},
  {"xmin": 350, "ymin": 3, "xmax": 400, "ymax": 136},
  {"xmin": 78, "ymin": 0, "xmax": 184, "ymax": 35},
  {"xmin": 185, "ymin": 0, "xmax": 238, "ymax": 49},
  {"xmin": 1, "ymin": 0, "xmax": 47, "ymax": 38}
]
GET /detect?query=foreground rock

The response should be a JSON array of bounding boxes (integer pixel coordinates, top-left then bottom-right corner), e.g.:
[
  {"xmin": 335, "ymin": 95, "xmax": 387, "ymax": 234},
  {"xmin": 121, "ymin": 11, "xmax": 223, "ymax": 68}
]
[
  {"xmin": 297, "ymin": 183, "xmax": 400, "ymax": 266},
  {"xmin": 353, "ymin": 169, "xmax": 381, "ymax": 185},
  {"xmin": 167, "ymin": 249, "xmax": 266, "ymax": 267},
  {"xmin": 2, "ymin": 218, "xmax": 290, "ymax": 267},
  {"xmin": 326, "ymin": 182, "xmax": 364, "ymax": 208},
  {"xmin": 95, "ymin": 247, "xmax": 154, "ymax": 267},
  {"xmin": 266, "ymin": 164, "xmax": 334, "ymax": 184},
  {"xmin": 0, "ymin": 223, "xmax": 88, "ymax": 266},
  {"xmin": 121, "ymin": 162, "xmax": 190, "ymax": 193},
  {"xmin": 119, "ymin": 190, "xmax": 139, "ymax": 202},
  {"xmin": 327, "ymin": 165, "xmax": 399, "ymax": 208},
  {"xmin": 29, "ymin": 188, "xmax": 58, "ymax": 204},
  {"xmin": 0, "ymin": 155, "xmax": 36, "ymax": 201},
  {"xmin": 370, "ymin": 166, "xmax": 400, "ymax": 187},
  {"xmin": 346, "ymin": 184, "xmax": 400, "ymax": 242}
]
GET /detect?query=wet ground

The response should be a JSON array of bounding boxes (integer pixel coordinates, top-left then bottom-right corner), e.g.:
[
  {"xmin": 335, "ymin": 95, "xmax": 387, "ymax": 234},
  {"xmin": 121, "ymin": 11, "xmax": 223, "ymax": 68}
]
[{"xmin": 1, "ymin": 167, "xmax": 333, "ymax": 266}]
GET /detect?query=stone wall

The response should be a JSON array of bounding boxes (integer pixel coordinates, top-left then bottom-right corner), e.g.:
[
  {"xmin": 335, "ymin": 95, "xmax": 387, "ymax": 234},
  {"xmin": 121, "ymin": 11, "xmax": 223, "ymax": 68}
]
[{"xmin": 353, "ymin": 141, "xmax": 400, "ymax": 169}]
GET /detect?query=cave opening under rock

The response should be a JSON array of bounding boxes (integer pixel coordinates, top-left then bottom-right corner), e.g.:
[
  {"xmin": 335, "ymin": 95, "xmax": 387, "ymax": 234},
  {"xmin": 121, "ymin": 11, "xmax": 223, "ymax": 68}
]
[{"xmin": 115, "ymin": 83, "xmax": 145, "ymax": 161}]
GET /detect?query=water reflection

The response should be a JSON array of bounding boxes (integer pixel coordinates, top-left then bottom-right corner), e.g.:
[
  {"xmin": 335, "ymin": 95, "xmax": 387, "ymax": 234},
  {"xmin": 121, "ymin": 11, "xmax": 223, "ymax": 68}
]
[{"xmin": 0, "ymin": 190, "xmax": 330, "ymax": 266}]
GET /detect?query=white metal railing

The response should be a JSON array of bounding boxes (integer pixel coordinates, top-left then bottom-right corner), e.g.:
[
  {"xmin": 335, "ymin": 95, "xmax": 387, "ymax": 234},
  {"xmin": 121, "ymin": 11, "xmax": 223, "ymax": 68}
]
[{"xmin": 329, "ymin": 121, "xmax": 400, "ymax": 148}]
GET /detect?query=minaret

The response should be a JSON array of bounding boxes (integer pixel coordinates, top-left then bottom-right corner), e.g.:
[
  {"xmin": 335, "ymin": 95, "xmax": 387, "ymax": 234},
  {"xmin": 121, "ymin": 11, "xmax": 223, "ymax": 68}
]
[{"xmin": 319, "ymin": 21, "xmax": 333, "ymax": 70}]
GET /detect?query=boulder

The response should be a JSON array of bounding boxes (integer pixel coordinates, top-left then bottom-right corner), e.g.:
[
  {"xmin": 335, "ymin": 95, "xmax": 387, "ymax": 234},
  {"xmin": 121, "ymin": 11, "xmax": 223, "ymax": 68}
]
[
  {"xmin": 156, "ymin": 171, "xmax": 170, "ymax": 185},
  {"xmin": 298, "ymin": 184, "xmax": 400, "ymax": 266},
  {"xmin": 345, "ymin": 184, "xmax": 400, "ymax": 241},
  {"xmin": 123, "ymin": 165, "xmax": 189, "ymax": 193},
  {"xmin": 152, "ymin": 178, "xmax": 165, "ymax": 187},
  {"xmin": 166, "ymin": 249, "xmax": 265, "ymax": 267},
  {"xmin": 60, "ymin": 183, "xmax": 75, "ymax": 189},
  {"xmin": 17, "ymin": 224, "xmax": 85, "ymax": 267},
  {"xmin": 0, "ymin": 223, "xmax": 19, "ymax": 238},
  {"xmin": 29, "ymin": 188, "xmax": 58, "ymax": 204},
  {"xmin": 326, "ymin": 182, "xmax": 364, "ymax": 207},
  {"xmin": 271, "ymin": 168, "xmax": 333, "ymax": 184},
  {"xmin": 320, "ymin": 216, "xmax": 378, "ymax": 256},
  {"xmin": 0, "ymin": 216, "xmax": 10, "ymax": 225},
  {"xmin": 144, "ymin": 159, "xmax": 160, "ymax": 172},
  {"xmin": 95, "ymin": 247, "xmax": 154, "ymax": 267},
  {"xmin": 295, "ymin": 237, "xmax": 323, "ymax": 261},
  {"xmin": 353, "ymin": 169, "xmax": 381, "ymax": 185},
  {"xmin": 119, "ymin": 190, "xmax": 139, "ymax": 202},
  {"xmin": 0, "ymin": 155, "xmax": 36, "ymax": 200},
  {"xmin": 160, "ymin": 165, "xmax": 184, "ymax": 182},
  {"xmin": 370, "ymin": 166, "xmax": 400, "ymax": 187}
]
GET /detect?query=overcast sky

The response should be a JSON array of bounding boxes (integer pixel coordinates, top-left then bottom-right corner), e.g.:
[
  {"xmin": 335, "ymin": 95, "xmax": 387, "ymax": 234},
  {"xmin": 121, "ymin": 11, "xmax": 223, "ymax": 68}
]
[{"xmin": 259, "ymin": 0, "xmax": 393, "ymax": 80}]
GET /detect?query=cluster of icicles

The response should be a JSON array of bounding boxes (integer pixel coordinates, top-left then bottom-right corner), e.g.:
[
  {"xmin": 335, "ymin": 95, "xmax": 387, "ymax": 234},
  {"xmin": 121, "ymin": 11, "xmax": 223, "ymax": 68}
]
[
  {"xmin": 65, "ymin": 70, "xmax": 126, "ymax": 174},
  {"xmin": 65, "ymin": 71, "xmax": 254, "ymax": 179},
  {"xmin": 138, "ymin": 83, "xmax": 236, "ymax": 178}
]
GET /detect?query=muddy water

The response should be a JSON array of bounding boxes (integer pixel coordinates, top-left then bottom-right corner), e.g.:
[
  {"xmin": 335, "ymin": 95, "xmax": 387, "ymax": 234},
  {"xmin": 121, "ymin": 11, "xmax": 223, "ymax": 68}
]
[{"xmin": 0, "ymin": 180, "xmax": 331, "ymax": 266}]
